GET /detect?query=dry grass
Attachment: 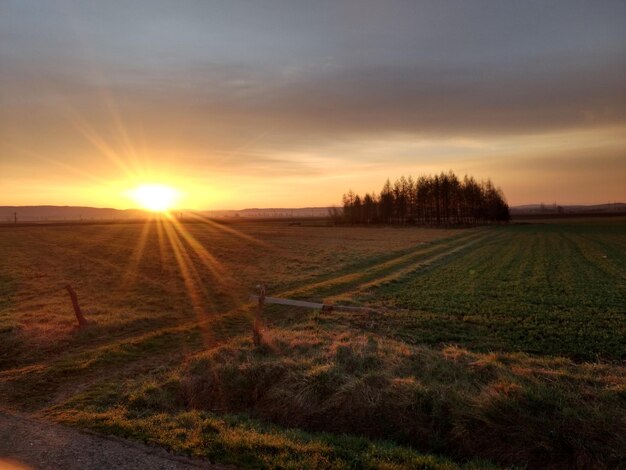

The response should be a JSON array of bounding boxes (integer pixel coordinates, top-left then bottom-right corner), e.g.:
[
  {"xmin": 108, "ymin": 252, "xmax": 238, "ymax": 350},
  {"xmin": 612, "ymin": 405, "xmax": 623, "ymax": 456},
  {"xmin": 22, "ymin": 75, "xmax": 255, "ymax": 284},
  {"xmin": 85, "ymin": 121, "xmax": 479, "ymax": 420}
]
[
  {"xmin": 1, "ymin": 218, "xmax": 625, "ymax": 469},
  {"xmin": 0, "ymin": 221, "xmax": 461, "ymax": 370},
  {"xmin": 175, "ymin": 327, "xmax": 625, "ymax": 468},
  {"xmin": 1, "ymin": 220, "xmax": 477, "ymax": 469}
]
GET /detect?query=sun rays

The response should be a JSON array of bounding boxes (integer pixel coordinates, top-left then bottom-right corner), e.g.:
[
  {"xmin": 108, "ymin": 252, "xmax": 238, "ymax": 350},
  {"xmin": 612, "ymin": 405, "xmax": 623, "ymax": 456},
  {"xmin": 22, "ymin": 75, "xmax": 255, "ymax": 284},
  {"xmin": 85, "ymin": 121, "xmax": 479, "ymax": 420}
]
[
  {"xmin": 117, "ymin": 213, "xmax": 264, "ymax": 348},
  {"xmin": 8, "ymin": 69, "xmax": 267, "ymax": 343}
]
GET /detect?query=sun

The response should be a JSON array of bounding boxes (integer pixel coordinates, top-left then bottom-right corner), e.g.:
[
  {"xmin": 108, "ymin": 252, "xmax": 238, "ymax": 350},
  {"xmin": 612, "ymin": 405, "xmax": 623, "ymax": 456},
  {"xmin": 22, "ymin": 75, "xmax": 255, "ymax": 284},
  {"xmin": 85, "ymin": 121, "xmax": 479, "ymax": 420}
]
[{"xmin": 130, "ymin": 184, "xmax": 180, "ymax": 212}]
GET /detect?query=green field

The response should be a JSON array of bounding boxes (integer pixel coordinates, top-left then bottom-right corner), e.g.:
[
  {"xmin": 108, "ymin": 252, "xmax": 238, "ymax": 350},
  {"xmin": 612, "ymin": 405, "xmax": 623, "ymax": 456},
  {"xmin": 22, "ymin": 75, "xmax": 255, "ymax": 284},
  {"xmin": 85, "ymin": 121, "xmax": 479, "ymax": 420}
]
[
  {"xmin": 363, "ymin": 221, "xmax": 626, "ymax": 360},
  {"xmin": 0, "ymin": 217, "xmax": 624, "ymax": 469}
]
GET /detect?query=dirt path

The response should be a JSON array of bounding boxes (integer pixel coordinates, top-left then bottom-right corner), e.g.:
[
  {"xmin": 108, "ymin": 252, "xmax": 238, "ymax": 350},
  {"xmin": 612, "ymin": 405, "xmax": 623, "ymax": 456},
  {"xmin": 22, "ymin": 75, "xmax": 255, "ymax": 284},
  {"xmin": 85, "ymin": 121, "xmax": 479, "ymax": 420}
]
[{"xmin": 0, "ymin": 411, "xmax": 228, "ymax": 470}]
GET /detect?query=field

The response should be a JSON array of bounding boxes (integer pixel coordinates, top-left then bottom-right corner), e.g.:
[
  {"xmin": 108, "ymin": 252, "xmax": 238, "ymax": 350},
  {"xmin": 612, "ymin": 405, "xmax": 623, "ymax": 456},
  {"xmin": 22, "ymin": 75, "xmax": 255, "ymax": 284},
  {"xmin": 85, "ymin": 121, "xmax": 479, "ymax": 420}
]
[{"xmin": 0, "ymin": 217, "xmax": 625, "ymax": 469}]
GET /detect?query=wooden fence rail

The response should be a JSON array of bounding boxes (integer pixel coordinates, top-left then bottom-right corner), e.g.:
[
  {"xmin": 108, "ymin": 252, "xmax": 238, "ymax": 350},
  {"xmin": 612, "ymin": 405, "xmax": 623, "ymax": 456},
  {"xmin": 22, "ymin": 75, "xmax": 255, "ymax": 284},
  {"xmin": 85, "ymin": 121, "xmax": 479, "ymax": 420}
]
[
  {"xmin": 248, "ymin": 294, "xmax": 380, "ymax": 314},
  {"xmin": 248, "ymin": 284, "xmax": 381, "ymax": 345}
]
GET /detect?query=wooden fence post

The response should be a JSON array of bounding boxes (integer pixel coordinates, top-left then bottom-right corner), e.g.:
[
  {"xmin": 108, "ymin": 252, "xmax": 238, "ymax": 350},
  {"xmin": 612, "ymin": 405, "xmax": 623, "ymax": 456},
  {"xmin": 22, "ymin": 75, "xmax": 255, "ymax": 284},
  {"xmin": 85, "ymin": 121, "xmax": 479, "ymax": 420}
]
[
  {"xmin": 253, "ymin": 284, "xmax": 265, "ymax": 346},
  {"xmin": 65, "ymin": 284, "xmax": 88, "ymax": 328}
]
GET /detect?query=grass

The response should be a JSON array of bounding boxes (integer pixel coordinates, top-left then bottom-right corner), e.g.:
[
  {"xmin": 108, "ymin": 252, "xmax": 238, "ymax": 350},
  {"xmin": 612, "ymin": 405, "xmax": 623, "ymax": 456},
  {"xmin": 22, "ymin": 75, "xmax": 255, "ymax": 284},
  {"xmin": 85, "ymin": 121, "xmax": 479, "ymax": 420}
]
[
  {"xmin": 53, "ymin": 408, "xmax": 496, "ymax": 470},
  {"xmin": 175, "ymin": 328, "xmax": 624, "ymax": 468},
  {"xmin": 1, "ymin": 217, "xmax": 625, "ymax": 468},
  {"xmin": 358, "ymin": 221, "xmax": 626, "ymax": 360}
]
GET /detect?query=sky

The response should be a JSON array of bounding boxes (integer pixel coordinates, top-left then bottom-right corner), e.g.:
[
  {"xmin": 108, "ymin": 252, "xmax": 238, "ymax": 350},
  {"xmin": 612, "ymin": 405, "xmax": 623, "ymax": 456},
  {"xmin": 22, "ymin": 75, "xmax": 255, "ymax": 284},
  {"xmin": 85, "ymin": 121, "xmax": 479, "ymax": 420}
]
[{"xmin": 1, "ymin": 1, "xmax": 625, "ymax": 210}]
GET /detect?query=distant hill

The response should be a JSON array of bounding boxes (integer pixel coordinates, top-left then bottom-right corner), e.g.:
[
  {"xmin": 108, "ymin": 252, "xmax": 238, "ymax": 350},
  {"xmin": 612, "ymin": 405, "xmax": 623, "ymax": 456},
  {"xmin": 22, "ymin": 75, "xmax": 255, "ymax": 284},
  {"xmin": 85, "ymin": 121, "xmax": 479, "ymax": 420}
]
[
  {"xmin": 0, "ymin": 205, "xmax": 336, "ymax": 223},
  {"xmin": 200, "ymin": 207, "xmax": 334, "ymax": 218},
  {"xmin": 0, "ymin": 206, "xmax": 148, "ymax": 223},
  {"xmin": 510, "ymin": 203, "xmax": 626, "ymax": 216},
  {"xmin": 3, "ymin": 203, "xmax": 623, "ymax": 224}
]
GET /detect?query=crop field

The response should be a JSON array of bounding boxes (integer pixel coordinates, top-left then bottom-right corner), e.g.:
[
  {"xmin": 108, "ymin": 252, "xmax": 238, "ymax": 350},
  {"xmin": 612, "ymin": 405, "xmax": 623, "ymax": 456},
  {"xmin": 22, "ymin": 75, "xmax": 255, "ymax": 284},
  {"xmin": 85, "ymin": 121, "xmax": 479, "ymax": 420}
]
[{"xmin": 0, "ymin": 217, "xmax": 625, "ymax": 469}]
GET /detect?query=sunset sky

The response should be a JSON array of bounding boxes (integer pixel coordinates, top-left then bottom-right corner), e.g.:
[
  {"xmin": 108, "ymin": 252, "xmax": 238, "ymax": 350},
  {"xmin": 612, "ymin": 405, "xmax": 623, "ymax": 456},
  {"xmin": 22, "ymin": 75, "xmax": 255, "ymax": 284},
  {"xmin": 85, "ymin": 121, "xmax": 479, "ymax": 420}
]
[{"xmin": 1, "ymin": 1, "xmax": 625, "ymax": 210}]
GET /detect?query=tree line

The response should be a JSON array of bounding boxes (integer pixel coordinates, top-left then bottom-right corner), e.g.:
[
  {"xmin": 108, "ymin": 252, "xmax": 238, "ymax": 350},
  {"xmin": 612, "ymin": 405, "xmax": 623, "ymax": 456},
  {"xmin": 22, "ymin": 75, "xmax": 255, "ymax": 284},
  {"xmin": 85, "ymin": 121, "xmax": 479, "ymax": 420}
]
[{"xmin": 336, "ymin": 171, "xmax": 510, "ymax": 225}]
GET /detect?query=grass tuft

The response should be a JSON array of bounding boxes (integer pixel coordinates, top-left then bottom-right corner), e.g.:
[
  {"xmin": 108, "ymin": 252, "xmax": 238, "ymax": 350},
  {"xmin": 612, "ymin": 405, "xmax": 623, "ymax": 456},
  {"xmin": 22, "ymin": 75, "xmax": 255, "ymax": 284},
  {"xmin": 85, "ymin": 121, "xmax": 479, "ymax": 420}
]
[{"xmin": 179, "ymin": 329, "xmax": 626, "ymax": 468}]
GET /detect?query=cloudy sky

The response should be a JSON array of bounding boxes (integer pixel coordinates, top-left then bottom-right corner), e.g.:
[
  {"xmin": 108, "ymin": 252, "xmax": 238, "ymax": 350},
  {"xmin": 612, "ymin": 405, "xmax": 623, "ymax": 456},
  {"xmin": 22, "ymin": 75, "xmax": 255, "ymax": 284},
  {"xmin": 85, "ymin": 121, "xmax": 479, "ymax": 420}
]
[{"xmin": 1, "ymin": 0, "xmax": 625, "ymax": 209}]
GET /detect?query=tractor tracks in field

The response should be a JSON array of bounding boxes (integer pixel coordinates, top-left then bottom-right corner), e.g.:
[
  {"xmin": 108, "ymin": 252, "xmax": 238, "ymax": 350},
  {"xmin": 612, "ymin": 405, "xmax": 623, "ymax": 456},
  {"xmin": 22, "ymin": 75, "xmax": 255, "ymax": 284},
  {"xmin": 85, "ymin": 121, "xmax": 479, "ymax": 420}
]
[
  {"xmin": 280, "ymin": 228, "xmax": 497, "ymax": 303},
  {"xmin": 0, "ymin": 228, "xmax": 499, "ymax": 416},
  {"xmin": 330, "ymin": 230, "xmax": 498, "ymax": 302}
]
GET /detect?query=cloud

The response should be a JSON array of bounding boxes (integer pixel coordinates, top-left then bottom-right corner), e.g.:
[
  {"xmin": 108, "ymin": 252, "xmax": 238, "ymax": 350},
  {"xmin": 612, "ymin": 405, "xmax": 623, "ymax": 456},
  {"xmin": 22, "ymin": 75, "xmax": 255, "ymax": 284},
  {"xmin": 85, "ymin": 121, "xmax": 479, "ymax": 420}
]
[
  {"xmin": 1, "ymin": 1, "xmax": 625, "ymax": 207},
  {"xmin": 3, "ymin": 55, "xmax": 625, "ymax": 150},
  {"xmin": 2, "ymin": 1, "xmax": 625, "ymax": 155}
]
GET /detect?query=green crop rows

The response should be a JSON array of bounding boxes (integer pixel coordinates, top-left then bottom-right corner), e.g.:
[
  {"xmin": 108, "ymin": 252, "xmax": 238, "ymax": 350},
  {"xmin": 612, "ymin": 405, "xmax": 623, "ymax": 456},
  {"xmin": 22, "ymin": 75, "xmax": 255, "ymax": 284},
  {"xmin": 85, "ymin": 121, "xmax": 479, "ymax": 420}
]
[{"xmin": 362, "ymin": 219, "xmax": 626, "ymax": 360}]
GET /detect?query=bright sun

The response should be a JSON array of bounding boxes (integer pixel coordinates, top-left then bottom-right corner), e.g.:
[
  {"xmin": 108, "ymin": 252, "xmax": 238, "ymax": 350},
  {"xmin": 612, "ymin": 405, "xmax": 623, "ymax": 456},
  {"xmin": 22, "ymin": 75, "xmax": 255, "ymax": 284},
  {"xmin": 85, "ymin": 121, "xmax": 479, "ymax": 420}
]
[{"xmin": 130, "ymin": 184, "xmax": 180, "ymax": 212}]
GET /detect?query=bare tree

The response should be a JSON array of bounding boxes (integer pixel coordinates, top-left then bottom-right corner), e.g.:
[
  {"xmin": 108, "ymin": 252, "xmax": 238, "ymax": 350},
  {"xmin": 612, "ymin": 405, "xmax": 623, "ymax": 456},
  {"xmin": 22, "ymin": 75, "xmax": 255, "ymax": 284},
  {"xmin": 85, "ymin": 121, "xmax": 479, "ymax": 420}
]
[{"xmin": 340, "ymin": 171, "xmax": 509, "ymax": 226}]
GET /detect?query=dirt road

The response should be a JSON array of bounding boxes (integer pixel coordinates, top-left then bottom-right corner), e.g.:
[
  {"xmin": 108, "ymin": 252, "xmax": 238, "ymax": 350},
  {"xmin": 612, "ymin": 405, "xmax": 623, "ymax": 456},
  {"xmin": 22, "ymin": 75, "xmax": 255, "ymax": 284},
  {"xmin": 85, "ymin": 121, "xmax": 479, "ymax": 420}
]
[{"xmin": 0, "ymin": 411, "xmax": 227, "ymax": 470}]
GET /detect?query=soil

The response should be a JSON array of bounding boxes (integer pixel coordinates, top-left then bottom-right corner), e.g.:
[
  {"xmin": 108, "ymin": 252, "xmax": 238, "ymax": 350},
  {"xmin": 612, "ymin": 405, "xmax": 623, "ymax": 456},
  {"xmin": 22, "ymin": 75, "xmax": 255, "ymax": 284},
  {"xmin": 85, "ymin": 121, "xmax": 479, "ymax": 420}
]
[{"xmin": 0, "ymin": 411, "xmax": 230, "ymax": 470}]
